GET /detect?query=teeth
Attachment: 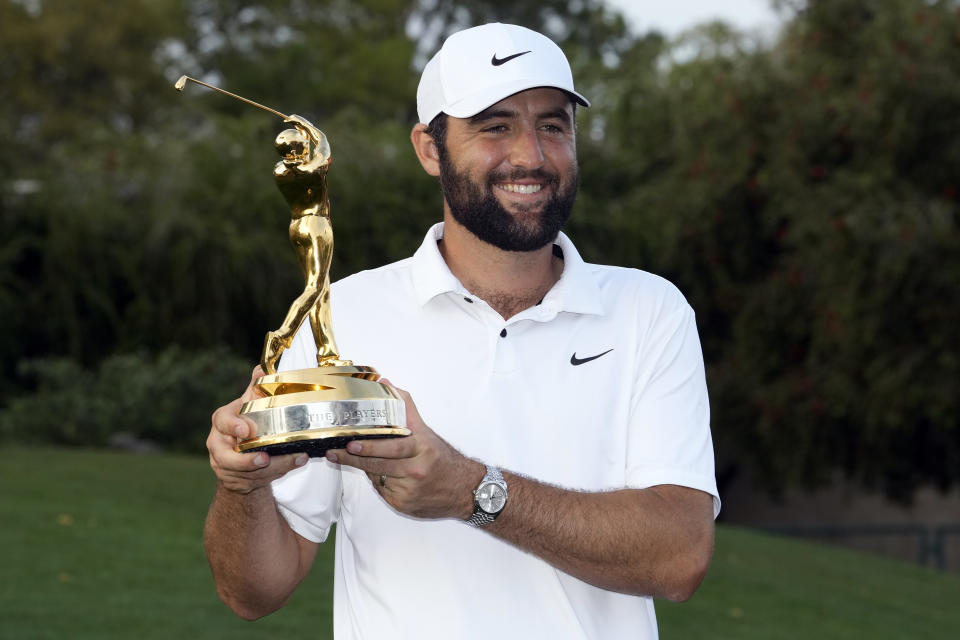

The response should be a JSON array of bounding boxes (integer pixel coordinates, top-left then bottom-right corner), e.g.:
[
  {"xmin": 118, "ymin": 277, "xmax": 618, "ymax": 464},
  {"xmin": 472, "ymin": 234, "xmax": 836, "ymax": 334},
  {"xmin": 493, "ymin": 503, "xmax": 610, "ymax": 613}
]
[{"xmin": 497, "ymin": 183, "xmax": 542, "ymax": 194}]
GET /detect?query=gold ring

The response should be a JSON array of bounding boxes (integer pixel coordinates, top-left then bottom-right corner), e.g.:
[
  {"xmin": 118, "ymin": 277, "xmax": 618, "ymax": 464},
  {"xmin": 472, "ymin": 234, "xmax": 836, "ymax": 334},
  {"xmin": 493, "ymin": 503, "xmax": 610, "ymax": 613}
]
[{"xmin": 378, "ymin": 474, "xmax": 386, "ymax": 488}]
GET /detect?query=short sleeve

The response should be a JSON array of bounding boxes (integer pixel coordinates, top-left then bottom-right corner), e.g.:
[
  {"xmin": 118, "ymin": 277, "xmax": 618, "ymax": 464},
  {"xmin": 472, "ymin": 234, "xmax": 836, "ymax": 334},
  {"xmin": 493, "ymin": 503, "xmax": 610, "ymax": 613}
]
[
  {"xmin": 271, "ymin": 459, "xmax": 342, "ymax": 543},
  {"xmin": 626, "ymin": 303, "xmax": 720, "ymax": 518}
]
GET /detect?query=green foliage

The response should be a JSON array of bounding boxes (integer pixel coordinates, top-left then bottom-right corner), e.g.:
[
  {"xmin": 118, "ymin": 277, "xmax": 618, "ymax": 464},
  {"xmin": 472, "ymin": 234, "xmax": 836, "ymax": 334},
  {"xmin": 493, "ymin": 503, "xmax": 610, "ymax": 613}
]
[
  {"xmin": 0, "ymin": 347, "xmax": 250, "ymax": 451},
  {"xmin": 0, "ymin": 0, "xmax": 630, "ymax": 438},
  {"xmin": 2, "ymin": 0, "xmax": 958, "ymax": 500},
  {"xmin": 0, "ymin": 0, "xmax": 429, "ymax": 374},
  {"xmin": 571, "ymin": 0, "xmax": 960, "ymax": 502}
]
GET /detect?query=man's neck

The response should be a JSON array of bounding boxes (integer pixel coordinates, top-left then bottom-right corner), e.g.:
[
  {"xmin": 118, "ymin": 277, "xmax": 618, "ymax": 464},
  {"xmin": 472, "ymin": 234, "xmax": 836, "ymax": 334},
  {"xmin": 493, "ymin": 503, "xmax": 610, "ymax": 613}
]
[{"xmin": 438, "ymin": 214, "xmax": 563, "ymax": 320}]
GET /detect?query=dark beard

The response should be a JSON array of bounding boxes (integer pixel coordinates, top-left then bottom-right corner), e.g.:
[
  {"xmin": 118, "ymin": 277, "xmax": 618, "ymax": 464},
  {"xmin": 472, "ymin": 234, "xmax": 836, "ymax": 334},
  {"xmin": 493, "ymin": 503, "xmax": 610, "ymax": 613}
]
[{"xmin": 438, "ymin": 154, "xmax": 578, "ymax": 252}]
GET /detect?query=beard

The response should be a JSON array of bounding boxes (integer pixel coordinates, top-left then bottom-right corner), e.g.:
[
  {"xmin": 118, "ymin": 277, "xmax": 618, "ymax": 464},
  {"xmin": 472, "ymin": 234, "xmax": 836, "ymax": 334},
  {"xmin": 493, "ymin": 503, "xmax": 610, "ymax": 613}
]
[{"xmin": 438, "ymin": 153, "xmax": 579, "ymax": 252}]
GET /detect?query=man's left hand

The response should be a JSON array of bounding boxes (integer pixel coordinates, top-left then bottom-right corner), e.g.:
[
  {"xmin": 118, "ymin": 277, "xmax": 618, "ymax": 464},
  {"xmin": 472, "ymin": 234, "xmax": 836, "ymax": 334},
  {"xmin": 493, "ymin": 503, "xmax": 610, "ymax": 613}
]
[{"xmin": 326, "ymin": 384, "xmax": 484, "ymax": 520}]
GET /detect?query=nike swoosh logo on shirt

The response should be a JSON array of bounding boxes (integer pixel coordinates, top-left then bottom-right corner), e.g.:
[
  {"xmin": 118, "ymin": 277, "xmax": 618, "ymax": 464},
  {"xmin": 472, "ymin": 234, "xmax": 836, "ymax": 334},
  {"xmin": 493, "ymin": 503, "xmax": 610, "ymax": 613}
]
[
  {"xmin": 570, "ymin": 349, "xmax": 614, "ymax": 366},
  {"xmin": 491, "ymin": 51, "xmax": 531, "ymax": 66}
]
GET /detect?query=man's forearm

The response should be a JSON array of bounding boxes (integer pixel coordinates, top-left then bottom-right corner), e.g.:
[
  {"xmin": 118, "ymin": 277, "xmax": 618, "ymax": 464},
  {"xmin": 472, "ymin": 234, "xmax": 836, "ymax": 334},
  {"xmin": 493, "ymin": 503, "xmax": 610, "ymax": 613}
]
[
  {"xmin": 487, "ymin": 475, "xmax": 715, "ymax": 601},
  {"xmin": 204, "ymin": 483, "xmax": 316, "ymax": 620},
  {"xmin": 325, "ymin": 389, "xmax": 715, "ymax": 601}
]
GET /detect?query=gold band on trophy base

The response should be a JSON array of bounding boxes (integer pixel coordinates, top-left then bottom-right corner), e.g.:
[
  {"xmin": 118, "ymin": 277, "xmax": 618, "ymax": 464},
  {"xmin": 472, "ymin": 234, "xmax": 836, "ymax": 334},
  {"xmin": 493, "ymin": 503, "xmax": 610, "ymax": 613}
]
[
  {"xmin": 238, "ymin": 366, "xmax": 409, "ymax": 457},
  {"xmin": 175, "ymin": 76, "xmax": 411, "ymax": 458}
]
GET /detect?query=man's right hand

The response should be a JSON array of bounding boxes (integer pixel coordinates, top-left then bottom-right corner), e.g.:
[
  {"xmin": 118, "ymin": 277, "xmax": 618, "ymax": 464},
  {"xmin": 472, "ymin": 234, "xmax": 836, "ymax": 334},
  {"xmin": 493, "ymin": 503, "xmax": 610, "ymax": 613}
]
[{"xmin": 207, "ymin": 366, "xmax": 308, "ymax": 495}]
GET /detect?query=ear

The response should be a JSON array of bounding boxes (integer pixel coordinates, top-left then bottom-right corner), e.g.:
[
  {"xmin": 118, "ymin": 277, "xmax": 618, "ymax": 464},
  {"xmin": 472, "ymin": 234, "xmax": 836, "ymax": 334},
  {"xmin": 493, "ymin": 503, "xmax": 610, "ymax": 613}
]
[{"xmin": 410, "ymin": 124, "xmax": 441, "ymax": 177}]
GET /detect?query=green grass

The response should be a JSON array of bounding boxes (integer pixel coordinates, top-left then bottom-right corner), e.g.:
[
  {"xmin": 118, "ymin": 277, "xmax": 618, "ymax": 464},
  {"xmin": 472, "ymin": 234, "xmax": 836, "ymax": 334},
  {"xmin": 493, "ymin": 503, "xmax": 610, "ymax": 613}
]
[
  {"xmin": 656, "ymin": 527, "xmax": 960, "ymax": 639},
  {"xmin": 1, "ymin": 446, "xmax": 335, "ymax": 639},
  {"xmin": 2, "ymin": 447, "xmax": 958, "ymax": 639}
]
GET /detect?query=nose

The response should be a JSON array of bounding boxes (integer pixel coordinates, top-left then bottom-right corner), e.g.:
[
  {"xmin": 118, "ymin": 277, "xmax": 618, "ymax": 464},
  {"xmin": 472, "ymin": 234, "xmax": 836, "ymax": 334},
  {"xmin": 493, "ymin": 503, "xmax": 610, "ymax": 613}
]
[{"xmin": 508, "ymin": 128, "xmax": 545, "ymax": 169}]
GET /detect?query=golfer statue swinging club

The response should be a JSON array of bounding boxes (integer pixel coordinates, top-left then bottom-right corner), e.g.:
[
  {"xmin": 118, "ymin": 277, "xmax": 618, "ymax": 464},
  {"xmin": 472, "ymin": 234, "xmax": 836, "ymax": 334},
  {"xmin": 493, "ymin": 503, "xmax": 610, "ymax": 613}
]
[
  {"xmin": 236, "ymin": 113, "xmax": 409, "ymax": 455},
  {"xmin": 264, "ymin": 115, "xmax": 350, "ymax": 374},
  {"xmin": 174, "ymin": 75, "xmax": 407, "ymax": 455}
]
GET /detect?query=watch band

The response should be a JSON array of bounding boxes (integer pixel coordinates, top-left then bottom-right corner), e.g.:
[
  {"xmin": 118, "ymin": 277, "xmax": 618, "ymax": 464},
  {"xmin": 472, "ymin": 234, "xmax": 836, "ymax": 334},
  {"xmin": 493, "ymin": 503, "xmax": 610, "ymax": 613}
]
[
  {"xmin": 467, "ymin": 466, "xmax": 508, "ymax": 527},
  {"xmin": 465, "ymin": 510, "xmax": 499, "ymax": 527}
]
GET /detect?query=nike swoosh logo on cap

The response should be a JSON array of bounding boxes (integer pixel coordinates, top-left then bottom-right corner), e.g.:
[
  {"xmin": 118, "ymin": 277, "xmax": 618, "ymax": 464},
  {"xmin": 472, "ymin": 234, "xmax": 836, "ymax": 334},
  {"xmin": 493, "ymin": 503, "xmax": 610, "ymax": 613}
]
[
  {"xmin": 570, "ymin": 349, "xmax": 614, "ymax": 366},
  {"xmin": 491, "ymin": 51, "xmax": 531, "ymax": 66}
]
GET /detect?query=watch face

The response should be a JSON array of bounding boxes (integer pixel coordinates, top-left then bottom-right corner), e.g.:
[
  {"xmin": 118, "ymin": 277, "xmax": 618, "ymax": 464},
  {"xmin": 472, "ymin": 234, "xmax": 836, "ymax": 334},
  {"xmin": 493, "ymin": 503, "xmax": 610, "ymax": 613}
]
[{"xmin": 477, "ymin": 482, "xmax": 507, "ymax": 514}]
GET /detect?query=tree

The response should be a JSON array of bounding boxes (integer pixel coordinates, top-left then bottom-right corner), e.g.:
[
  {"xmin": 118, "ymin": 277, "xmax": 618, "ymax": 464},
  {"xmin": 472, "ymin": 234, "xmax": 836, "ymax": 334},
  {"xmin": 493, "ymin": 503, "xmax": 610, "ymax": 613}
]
[
  {"xmin": 576, "ymin": 0, "xmax": 960, "ymax": 502},
  {"xmin": 2, "ymin": 0, "xmax": 957, "ymax": 505}
]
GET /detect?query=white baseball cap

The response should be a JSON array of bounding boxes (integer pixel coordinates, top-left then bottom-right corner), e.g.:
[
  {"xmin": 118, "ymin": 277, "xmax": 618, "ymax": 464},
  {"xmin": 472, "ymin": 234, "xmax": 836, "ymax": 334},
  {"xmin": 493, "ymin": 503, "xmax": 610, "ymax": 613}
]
[{"xmin": 416, "ymin": 23, "xmax": 590, "ymax": 125}]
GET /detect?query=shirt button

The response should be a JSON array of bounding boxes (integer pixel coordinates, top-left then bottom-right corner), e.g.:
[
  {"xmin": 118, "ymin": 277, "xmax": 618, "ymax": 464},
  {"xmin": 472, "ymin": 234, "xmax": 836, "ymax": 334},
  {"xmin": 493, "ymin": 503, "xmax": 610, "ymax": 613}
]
[
  {"xmin": 500, "ymin": 328, "xmax": 507, "ymax": 338},
  {"xmin": 464, "ymin": 297, "xmax": 473, "ymax": 303}
]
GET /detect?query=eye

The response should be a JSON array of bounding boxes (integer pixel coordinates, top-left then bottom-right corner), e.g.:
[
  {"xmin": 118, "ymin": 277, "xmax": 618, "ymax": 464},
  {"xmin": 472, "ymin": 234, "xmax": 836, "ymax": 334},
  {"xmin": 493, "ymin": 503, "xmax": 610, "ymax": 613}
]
[{"xmin": 482, "ymin": 124, "xmax": 508, "ymax": 134}]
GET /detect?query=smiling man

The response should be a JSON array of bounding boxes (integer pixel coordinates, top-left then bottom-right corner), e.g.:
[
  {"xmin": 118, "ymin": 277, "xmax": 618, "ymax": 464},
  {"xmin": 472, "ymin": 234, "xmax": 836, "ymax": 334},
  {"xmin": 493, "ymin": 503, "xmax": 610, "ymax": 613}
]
[{"xmin": 205, "ymin": 23, "xmax": 719, "ymax": 639}]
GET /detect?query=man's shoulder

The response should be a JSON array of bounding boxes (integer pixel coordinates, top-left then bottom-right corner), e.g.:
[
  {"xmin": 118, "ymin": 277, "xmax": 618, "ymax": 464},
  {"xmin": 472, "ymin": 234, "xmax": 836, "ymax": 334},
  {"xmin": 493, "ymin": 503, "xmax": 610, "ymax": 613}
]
[
  {"xmin": 586, "ymin": 261, "xmax": 691, "ymax": 314},
  {"xmin": 332, "ymin": 255, "xmax": 416, "ymax": 295}
]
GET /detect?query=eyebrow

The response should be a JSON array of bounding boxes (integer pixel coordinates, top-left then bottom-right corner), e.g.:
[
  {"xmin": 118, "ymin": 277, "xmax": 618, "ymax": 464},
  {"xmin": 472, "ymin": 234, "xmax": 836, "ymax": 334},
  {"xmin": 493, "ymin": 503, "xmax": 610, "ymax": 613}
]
[
  {"xmin": 469, "ymin": 109, "xmax": 515, "ymax": 124},
  {"xmin": 539, "ymin": 109, "xmax": 573, "ymax": 127},
  {"xmin": 468, "ymin": 108, "xmax": 573, "ymax": 127}
]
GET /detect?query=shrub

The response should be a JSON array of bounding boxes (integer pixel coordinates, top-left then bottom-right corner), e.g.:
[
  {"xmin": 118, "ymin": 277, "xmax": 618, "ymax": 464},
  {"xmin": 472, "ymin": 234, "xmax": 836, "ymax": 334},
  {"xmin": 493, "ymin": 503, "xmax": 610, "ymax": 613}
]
[{"xmin": 0, "ymin": 347, "xmax": 251, "ymax": 453}]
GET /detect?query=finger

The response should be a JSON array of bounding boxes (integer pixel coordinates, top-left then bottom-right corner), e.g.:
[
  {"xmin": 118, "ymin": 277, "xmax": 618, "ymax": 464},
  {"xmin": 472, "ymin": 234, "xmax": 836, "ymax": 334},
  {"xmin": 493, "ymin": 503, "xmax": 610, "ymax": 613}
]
[
  {"xmin": 207, "ymin": 411, "xmax": 277, "ymax": 473},
  {"xmin": 211, "ymin": 397, "xmax": 243, "ymax": 436},
  {"xmin": 327, "ymin": 448, "xmax": 398, "ymax": 477},
  {"xmin": 215, "ymin": 452, "xmax": 309, "ymax": 494},
  {"xmin": 211, "ymin": 446, "xmax": 305, "ymax": 478},
  {"xmin": 390, "ymin": 386, "xmax": 428, "ymax": 433},
  {"xmin": 367, "ymin": 471, "xmax": 390, "ymax": 490},
  {"xmin": 246, "ymin": 451, "xmax": 308, "ymax": 474},
  {"xmin": 211, "ymin": 397, "xmax": 258, "ymax": 440},
  {"xmin": 344, "ymin": 434, "xmax": 417, "ymax": 460},
  {"xmin": 378, "ymin": 382, "xmax": 428, "ymax": 437},
  {"xmin": 208, "ymin": 432, "xmax": 268, "ymax": 473},
  {"xmin": 240, "ymin": 366, "xmax": 267, "ymax": 404}
]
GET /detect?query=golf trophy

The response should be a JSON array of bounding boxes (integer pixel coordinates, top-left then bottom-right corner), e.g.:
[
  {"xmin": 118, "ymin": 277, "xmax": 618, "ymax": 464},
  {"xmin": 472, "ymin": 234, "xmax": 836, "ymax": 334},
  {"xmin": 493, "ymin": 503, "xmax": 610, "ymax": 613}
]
[{"xmin": 175, "ymin": 76, "xmax": 409, "ymax": 456}]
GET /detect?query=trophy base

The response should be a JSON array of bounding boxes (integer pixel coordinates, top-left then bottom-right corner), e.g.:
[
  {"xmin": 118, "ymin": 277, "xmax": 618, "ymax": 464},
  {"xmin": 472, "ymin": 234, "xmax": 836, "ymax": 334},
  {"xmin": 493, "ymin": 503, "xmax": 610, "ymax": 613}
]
[
  {"xmin": 238, "ymin": 366, "xmax": 410, "ymax": 458},
  {"xmin": 238, "ymin": 430, "xmax": 405, "ymax": 458}
]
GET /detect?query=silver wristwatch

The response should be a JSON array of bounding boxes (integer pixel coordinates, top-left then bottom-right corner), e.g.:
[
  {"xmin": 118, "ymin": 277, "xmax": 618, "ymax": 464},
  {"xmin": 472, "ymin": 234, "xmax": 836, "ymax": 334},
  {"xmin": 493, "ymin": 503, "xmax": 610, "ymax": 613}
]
[{"xmin": 466, "ymin": 466, "xmax": 508, "ymax": 527}]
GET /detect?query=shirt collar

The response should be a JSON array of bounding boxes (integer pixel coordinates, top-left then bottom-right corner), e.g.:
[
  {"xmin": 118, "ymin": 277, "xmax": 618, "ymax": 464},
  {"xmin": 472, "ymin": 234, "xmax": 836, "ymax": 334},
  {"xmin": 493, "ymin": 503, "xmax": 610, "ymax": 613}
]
[
  {"xmin": 410, "ymin": 223, "xmax": 466, "ymax": 306},
  {"xmin": 409, "ymin": 222, "xmax": 605, "ymax": 316},
  {"xmin": 544, "ymin": 231, "xmax": 605, "ymax": 316}
]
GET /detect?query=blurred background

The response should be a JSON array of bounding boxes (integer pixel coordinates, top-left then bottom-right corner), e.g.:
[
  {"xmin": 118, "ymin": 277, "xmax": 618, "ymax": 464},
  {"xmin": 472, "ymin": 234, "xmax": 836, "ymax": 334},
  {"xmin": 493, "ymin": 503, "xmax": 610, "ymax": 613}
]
[{"xmin": 1, "ymin": 0, "xmax": 958, "ymax": 636}]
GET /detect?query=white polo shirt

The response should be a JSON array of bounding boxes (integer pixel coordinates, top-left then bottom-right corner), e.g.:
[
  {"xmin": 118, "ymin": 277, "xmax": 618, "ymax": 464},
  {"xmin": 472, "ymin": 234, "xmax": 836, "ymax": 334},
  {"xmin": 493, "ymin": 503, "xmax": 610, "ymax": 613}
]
[{"xmin": 272, "ymin": 222, "xmax": 719, "ymax": 639}]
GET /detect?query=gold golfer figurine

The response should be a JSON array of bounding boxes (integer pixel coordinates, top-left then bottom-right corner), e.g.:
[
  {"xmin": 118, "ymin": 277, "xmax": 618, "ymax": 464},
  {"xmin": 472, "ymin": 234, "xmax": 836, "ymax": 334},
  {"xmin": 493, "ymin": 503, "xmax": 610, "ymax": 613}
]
[
  {"xmin": 174, "ymin": 75, "xmax": 345, "ymax": 372},
  {"xmin": 175, "ymin": 75, "xmax": 407, "ymax": 456},
  {"xmin": 265, "ymin": 114, "xmax": 350, "ymax": 373}
]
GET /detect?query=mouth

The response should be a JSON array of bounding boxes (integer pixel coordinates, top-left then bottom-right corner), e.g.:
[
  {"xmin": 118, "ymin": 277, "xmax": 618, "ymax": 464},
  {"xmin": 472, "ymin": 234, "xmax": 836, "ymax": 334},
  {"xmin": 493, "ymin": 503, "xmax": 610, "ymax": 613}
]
[{"xmin": 495, "ymin": 182, "xmax": 544, "ymax": 195}]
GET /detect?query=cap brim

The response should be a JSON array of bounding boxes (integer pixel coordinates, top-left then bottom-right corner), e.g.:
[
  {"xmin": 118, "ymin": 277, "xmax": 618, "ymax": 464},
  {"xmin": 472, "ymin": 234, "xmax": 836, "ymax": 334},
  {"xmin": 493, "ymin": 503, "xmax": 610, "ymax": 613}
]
[{"xmin": 437, "ymin": 81, "xmax": 590, "ymax": 122}]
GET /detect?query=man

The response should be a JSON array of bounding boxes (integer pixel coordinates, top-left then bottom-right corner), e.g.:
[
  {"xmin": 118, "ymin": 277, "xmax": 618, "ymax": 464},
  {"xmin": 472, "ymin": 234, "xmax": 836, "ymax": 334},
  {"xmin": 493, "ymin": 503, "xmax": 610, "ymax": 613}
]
[{"xmin": 205, "ymin": 23, "xmax": 719, "ymax": 639}]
